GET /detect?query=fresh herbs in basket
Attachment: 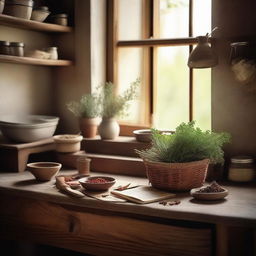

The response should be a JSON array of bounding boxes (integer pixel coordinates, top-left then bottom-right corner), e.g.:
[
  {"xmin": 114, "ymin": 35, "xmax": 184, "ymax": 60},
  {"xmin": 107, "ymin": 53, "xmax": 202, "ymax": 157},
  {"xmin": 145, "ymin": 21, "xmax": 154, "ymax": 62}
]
[
  {"xmin": 135, "ymin": 121, "xmax": 231, "ymax": 164},
  {"xmin": 135, "ymin": 121, "xmax": 231, "ymax": 191}
]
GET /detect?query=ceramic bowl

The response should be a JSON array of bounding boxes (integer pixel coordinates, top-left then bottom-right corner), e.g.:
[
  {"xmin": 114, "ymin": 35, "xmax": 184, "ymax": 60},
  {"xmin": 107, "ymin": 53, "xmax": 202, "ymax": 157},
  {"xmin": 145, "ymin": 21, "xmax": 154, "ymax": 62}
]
[
  {"xmin": 190, "ymin": 187, "xmax": 229, "ymax": 201},
  {"xmin": 27, "ymin": 162, "xmax": 62, "ymax": 181},
  {"xmin": 0, "ymin": 115, "xmax": 59, "ymax": 143},
  {"xmin": 31, "ymin": 7, "xmax": 50, "ymax": 22},
  {"xmin": 79, "ymin": 176, "xmax": 116, "ymax": 191},
  {"xmin": 53, "ymin": 134, "xmax": 83, "ymax": 153},
  {"xmin": 133, "ymin": 129, "xmax": 174, "ymax": 142}
]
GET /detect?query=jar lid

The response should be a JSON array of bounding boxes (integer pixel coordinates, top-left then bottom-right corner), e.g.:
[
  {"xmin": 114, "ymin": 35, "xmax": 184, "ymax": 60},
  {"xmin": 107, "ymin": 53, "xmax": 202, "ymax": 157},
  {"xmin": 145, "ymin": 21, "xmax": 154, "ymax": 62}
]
[
  {"xmin": 45, "ymin": 47, "xmax": 57, "ymax": 50},
  {"xmin": 231, "ymin": 156, "xmax": 254, "ymax": 164},
  {"xmin": 35, "ymin": 6, "xmax": 49, "ymax": 12},
  {"xmin": 52, "ymin": 13, "xmax": 68, "ymax": 18},
  {"xmin": 0, "ymin": 40, "xmax": 10, "ymax": 46},
  {"xmin": 10, "ymin": 42, "xmax": 24, "ymax": 47}
]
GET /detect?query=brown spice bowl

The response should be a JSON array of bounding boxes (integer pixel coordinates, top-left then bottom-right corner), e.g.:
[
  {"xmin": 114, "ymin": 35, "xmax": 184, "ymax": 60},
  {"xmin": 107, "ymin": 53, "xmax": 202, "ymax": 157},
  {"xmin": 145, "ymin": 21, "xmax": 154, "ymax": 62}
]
[
  {"xmin": 27, "ymin": 162, "xmax": 62, "ymax": 181},
  {"xmin": 79, "ymin": 176, "xmax": 116, "ymax": 191},
  {"xmin": 190, "ymin": 187, "xmax": 229, "ymax": 201}
]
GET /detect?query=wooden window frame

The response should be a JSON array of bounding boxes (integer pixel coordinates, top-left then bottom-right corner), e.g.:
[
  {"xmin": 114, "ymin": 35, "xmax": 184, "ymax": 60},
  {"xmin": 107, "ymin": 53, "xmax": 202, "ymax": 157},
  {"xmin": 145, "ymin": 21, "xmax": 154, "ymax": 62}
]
[{"xmin": 107, "ymin": 0, "xmax": 208, "ymax": 136}]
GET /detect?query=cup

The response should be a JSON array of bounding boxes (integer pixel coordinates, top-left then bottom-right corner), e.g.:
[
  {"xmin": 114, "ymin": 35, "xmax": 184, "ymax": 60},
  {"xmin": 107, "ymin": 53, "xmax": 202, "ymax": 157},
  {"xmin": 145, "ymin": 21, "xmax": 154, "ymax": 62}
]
[{"xmin": 76, "ymin": 157, "xmax": 91, "ymax": 176}]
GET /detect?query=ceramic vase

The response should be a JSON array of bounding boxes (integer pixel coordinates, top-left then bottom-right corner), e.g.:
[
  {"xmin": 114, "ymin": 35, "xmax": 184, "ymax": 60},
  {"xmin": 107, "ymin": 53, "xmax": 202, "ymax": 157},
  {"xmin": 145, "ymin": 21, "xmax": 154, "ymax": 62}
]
[
  {"xmin": 79, "ymin": 117, "xmax": 100, "ymax": 138},
  {"xmin": 98, "ymin": 118, "xmax": 120, "ymax": 140}
]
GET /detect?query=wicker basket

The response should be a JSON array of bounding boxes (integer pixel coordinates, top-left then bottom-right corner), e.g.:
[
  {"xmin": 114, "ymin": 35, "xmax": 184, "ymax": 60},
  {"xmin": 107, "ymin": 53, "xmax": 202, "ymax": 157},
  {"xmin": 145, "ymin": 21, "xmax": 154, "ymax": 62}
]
[{"xmin": 143, "ymin": 159, "xmax": 210, "ymax": 191}]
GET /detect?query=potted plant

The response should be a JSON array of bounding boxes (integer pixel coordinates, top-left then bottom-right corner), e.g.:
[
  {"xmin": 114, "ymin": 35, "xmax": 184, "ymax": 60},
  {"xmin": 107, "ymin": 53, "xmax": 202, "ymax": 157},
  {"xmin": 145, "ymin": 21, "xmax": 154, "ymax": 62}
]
[
  {"xmin": 136, "ymin": 121, "xmax": 231, "ymax": 191},
  {"xmin": 97, "ymin": 79, "xmax": 140, "ymax": 140},
  {"xmin": 67, "ymin": 93, "xmax": 100, "ymax": 138}
]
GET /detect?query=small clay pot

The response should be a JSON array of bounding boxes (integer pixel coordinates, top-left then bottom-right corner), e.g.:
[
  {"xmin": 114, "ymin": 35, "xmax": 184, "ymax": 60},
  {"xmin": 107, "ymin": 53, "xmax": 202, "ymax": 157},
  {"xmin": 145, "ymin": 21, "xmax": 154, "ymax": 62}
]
[{"xmin": 79, "ymin": 117, "xmax": 100, "ymax": 138}]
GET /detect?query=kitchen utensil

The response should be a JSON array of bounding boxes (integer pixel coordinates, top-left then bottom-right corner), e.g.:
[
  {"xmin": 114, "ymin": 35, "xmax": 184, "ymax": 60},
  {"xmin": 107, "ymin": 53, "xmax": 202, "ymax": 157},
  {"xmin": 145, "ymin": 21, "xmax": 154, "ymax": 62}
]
[{"xmin": 56, "ymin": 176, "xmax": 84, "ymax": 198}]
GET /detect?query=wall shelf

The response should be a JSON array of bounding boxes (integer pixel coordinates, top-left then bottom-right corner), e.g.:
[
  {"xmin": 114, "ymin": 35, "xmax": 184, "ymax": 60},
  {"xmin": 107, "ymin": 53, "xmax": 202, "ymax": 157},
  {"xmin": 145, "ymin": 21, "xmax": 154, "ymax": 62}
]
[
  {"xmin": 0, "ymin": 14, "xmax": 73, "ymax": 33},
  {"xmin": 0, "ymin": 55, "xmax": 73, "ymax": 66}
]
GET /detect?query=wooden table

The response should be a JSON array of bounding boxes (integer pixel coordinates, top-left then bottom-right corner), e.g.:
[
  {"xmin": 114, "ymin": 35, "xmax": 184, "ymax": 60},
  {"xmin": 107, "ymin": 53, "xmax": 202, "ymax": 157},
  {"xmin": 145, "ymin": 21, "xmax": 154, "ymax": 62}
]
[{"xmin": 0, "ymin": 170, "xmax": 255, "ymax": 256}]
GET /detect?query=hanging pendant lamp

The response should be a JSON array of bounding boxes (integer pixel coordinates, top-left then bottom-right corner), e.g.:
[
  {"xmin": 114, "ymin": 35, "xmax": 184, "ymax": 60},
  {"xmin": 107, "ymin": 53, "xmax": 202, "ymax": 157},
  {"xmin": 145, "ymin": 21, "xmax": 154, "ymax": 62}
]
[{"xmin": 187, "ymin": 27, "xmax": 218, "ymax": 68}]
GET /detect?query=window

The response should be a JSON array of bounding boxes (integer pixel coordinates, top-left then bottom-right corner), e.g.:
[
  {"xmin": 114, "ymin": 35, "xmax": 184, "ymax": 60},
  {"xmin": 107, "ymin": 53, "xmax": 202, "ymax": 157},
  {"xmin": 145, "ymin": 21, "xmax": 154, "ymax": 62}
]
[{"xmin": 107, "ymin": 0, "xmax": 212, "ymax": 135}]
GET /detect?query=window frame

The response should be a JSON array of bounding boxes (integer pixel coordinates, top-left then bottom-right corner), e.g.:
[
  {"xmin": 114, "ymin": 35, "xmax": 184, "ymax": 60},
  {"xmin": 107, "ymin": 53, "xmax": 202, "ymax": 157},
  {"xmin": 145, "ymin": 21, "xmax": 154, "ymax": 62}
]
[{"xmin": 107, "ymin": 0, "xmax": 208, "ymax": 135}]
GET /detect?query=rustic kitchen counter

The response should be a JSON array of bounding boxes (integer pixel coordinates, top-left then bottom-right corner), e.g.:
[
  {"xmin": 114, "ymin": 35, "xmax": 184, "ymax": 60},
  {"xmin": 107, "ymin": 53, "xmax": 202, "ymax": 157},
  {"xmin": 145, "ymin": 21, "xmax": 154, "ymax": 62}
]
[{"xmin": 0, "ymin": 170, "xmax": 255, "ymax": 256}]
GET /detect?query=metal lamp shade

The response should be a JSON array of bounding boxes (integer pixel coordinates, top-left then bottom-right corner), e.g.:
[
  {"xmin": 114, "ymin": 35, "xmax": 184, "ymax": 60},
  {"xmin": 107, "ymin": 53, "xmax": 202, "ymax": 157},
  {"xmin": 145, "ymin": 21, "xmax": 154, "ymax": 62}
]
[{"xmin": 188, "ymin": 36, "xmax": 218, "ymax": 68}]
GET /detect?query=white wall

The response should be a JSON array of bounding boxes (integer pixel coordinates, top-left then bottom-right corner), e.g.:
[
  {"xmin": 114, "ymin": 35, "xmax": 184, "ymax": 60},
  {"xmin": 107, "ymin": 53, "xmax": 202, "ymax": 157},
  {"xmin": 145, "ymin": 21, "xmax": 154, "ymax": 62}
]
[{"xmin": 0, "ymin": 26, "xmax": 53, "ymax": 116}]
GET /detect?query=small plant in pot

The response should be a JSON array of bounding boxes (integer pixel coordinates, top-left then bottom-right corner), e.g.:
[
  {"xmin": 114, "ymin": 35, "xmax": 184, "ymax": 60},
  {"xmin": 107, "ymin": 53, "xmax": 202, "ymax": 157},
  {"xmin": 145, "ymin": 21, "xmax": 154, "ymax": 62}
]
[
  {"xmin": 67, "ymin": 93, "xmax": 100, "ymax": 138},
  {"xmin": 135, "ymin": 121, "xmax": 231, "ymax": 191},
  {"xmin": 97, "ymin": 79, "xmax": 140, "ymax": 140}
]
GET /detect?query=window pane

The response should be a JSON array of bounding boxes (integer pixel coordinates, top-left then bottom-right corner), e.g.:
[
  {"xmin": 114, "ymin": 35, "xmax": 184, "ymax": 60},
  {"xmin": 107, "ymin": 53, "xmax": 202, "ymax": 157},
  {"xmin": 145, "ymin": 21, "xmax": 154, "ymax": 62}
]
[
  {"xmin": 117, "ymin": 48, "xmax": 145, "ymax": 124},
  {"xmin": 118, "ymin": 0, "xmax": 143, "ymax": 40},
  {"xmin": 159, "ymin": 0, "xmax": 189, "ymax": 38},
  {"xmin": 193, "ymin": 69, "xmax": 211, "ymax": 130},
  {"xmin": 154, "ymin": 46, "xmax": 189, "ymax": 130},
  {"xmin": 193, "ymin": 0, "xmax": 211, "ymax": 36}
]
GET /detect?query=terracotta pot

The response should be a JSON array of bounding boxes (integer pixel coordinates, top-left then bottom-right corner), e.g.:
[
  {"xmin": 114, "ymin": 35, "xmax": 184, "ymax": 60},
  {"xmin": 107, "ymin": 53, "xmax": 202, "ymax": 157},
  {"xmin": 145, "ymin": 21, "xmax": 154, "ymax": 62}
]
[
  {"xmin": 98, "ymin": 118, "xmax": 120, "ymax": 140},
  {"xmin": 79, "ymin": 117, "xmax": 100, "ymax": 138}
]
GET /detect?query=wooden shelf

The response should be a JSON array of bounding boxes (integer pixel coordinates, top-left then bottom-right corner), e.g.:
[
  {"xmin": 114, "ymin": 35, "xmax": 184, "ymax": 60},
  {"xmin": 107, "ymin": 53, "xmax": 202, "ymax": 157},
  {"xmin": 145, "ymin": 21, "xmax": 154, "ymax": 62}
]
[
  {"xmin": 0, "ymin": 14, "xmax": 73, "ymax": 33},
  {"xmin": 0, "ymin": 54, "xmax": 73, "ymax": 66}
]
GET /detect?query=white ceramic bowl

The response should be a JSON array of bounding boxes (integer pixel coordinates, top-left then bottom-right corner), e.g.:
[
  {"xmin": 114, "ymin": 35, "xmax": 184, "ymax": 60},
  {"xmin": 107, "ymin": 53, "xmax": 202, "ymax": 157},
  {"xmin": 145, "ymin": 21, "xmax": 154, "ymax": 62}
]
[
  {"xmin": 53, "ymin": 134, "xmax": 83, "ymax": 153},
  {"xmin": 0, "ymin": 115, "xmax": 59, "ymax": 143}
]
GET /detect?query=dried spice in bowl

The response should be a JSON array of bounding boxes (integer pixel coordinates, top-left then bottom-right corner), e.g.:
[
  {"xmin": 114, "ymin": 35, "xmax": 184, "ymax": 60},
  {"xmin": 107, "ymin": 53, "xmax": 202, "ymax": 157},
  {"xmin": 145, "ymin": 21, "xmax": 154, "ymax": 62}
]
[
  {"xmin": 190, "ymin": 181, "xmax": 228, "ymax": 200},
  {"xmin": 196, "ymin": 181, "xmax": 225, "ymax": 193}
]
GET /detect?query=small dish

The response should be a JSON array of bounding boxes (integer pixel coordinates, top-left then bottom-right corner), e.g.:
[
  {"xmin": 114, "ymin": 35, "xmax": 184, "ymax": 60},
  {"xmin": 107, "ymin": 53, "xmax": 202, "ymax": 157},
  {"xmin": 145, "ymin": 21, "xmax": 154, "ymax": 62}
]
[
  {"xmin": 190, "ymin": 187, "xmax": 229, "ymax": 200},
  {"xmin": 79, "ymin": 176, "xmax": 116, "ymax": 191},
  {"xmin": 133, "ymin": 129, "xmax": 174, "ymax": 142},
  {"xmin": 27, "ymin": 162, "xmax": 62, "ymax": 181}
]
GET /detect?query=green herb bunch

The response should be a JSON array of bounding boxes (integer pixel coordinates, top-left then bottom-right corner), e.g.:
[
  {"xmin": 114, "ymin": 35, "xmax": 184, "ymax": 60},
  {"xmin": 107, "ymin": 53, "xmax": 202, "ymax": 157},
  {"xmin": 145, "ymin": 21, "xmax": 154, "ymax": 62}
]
[
  {"xmin": 99, "ymin": 79, "xmax": 140, "ymax": 119},
  {"xmin": 67, "ymin": 93, "xmax": 100, "ymax": 118},
  {"xmin": 136, "ymin": 121, "xmax": 231, "ymax": 164}
]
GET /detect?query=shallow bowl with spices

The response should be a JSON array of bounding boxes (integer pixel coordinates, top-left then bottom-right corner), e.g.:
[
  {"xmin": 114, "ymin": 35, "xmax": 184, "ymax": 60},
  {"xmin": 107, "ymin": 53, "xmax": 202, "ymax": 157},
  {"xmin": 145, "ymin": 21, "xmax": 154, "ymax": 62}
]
[
  {"xmin": 190, "ymin": 187, "xmax": 228, "ymax": 201},
  {"xmin": 27, "ymin": 162, "xmax": 61, "ymax": 181},
  {"xmin": 79, "ymin": 176, "xmax": 116, "ymax": 191}
]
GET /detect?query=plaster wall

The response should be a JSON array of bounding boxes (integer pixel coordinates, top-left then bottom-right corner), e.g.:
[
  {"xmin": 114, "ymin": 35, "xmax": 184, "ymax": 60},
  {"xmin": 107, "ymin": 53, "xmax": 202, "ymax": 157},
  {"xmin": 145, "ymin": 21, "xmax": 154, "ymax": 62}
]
[
  {"xmin": 0, "ymin": 26, "xmax": 53, "ymax": 116},
  {"xmin": 212, "ymin": 0, "xmax": 256, "ymax": 158}
]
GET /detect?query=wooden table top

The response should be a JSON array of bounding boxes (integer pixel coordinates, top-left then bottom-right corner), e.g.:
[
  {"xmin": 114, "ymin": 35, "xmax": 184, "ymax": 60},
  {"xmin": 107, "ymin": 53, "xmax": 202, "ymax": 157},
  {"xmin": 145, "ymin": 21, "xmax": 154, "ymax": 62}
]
[{"xmin": 0, "ymin": 170, "xmax": 255, "ymax": 228}]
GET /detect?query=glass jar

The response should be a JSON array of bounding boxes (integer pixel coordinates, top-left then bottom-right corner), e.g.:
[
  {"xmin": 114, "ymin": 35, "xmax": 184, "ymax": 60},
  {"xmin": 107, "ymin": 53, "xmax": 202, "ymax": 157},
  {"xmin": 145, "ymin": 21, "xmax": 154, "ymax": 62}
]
[
  {"xmin": 228, "ymin": 156, "xmax": 255, "ymax": 182},
  {"xmin": 44, "ymin": 47, "xmax": 58, "ymax": 60},
  {"xmin": 0, "ymin": 40, "xmax": 10, "ymax": 55},
  {"xmin": 51, "ymin": 13, "xmax": 68, "ymax": 26},
  {"xmin": 9, "ymin": 42, "xmax": 24, "ymax": 56}
]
